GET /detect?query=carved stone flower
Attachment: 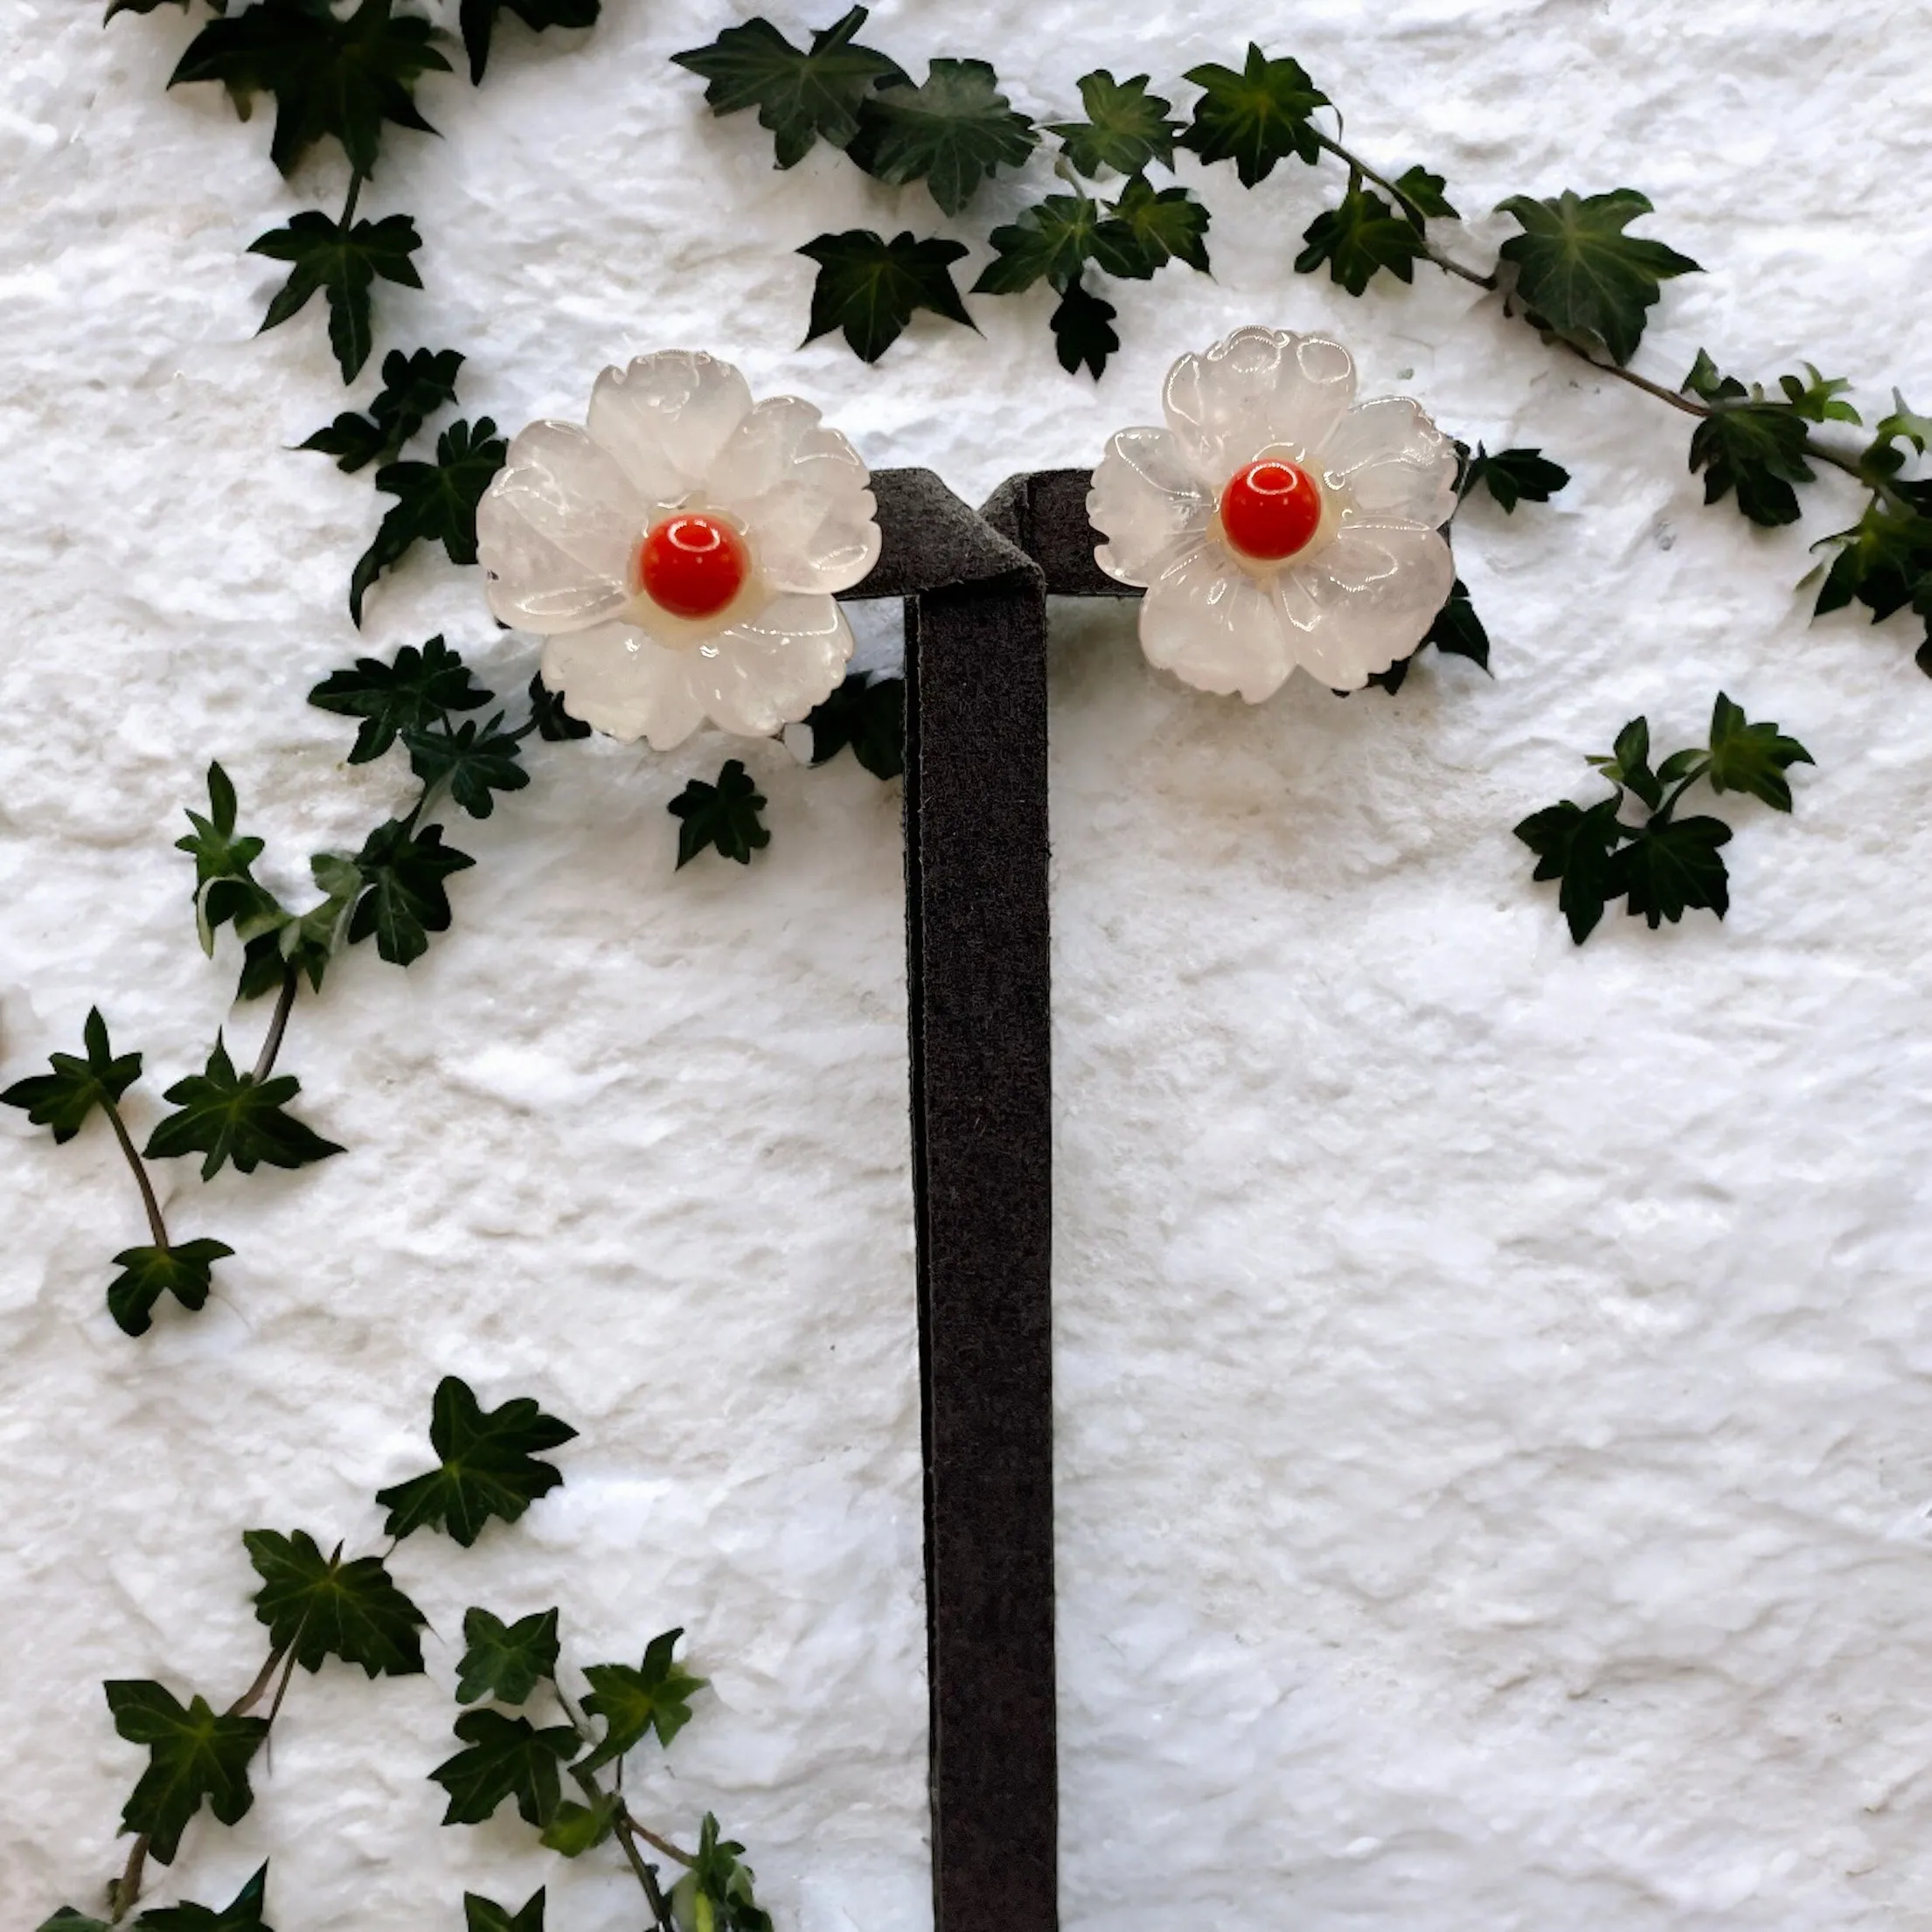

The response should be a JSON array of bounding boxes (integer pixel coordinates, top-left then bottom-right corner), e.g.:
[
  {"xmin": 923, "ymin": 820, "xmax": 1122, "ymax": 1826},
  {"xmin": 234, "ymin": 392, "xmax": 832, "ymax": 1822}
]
[
  {"xmin": 1088, "ymin": 326, "xmax": 1459, "ymax": 698},
  {"xmin": 477, "ymin": 351, "xmax": 881, "ymax": 747}
]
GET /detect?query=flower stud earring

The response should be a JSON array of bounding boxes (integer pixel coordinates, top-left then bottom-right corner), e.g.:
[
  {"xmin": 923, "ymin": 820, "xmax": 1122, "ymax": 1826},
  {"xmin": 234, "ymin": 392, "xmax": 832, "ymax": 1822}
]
[
  {"xmin": 477, "ymin": 351, "xmax": 882, "ymax": 748},
  {"xmin": 1088, "ymin": 326, "xmax": 1459, "ymax": 698}
]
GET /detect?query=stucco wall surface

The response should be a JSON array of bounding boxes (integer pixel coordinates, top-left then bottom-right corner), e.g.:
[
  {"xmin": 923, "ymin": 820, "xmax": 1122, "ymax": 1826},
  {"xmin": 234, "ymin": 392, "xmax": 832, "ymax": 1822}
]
[{"xmin": 3, "ymin": 1, "xmax": 1929, "ymax": 1929}]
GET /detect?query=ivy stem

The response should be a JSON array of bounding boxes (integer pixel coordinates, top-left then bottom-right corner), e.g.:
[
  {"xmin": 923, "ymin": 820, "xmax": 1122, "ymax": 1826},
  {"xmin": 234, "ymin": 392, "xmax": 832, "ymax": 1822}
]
[
  {"xmin": 340, "ymin": 169, "xmax": 365, "ymax": 226},
  {"xmin": 552, "ymin": 1683, "xmax": 691, "ymax": 1929},
  {"xmin": 101, "ymin": 1099, "xmax": 170, "ymax": 1250},
  {"xmin": 251, "ymin": 967, "xmax": 300, "ymax": 1084}
]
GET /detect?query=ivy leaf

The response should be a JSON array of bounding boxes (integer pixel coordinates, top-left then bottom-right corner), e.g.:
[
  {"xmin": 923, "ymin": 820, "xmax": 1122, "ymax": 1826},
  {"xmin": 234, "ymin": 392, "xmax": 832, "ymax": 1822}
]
[
  {"xmin": 349, "ymin": 819, "xmax": 476, "ymax": 967},
  {"xmin": 177, "ymin": 763, "xmax": 266, "ymax": 893},
  {"xmin": 850, "ymin": 59, "xmax": 1038, "ymax": 216},
  {"xmin": 299, "ymin": 346, "xmax": 464, "ymax": 473},
  {"xmin": 401, "ymin": 713, "xmax": 529, "ymax": 818},
  {"xmin": 309, "ymin": 635, "xmax": 493, "ymax": 764},
  {"xmin": 1615, "ymin": 816, "xmax": 1732, "ymax": 929},
  {"xmin": 527, "ymin": 672, "xmax": 591, "ymax": 741},
  {"xmin": 1812, "ymin": 496, "xmax": 1932, "ymax": 628},
  {"xmin": 672, "ymin": 1816, "xmax": 774, "ymax": 1932},
  {"xmin": 429, "ymin": 1708, "xmax": 579, "ymax": 1827},
  {"xmin": 1424, "ymin": 577, "xmax": 1490, "ymax": 670},
  {"xmin": 462, "ymin": 1892, "xmax": 546, "ymax": 1932},
  {"xmin": 1776, "ymin": 363, "xmax": 1861, "ymax": 425},
  {"xmin": 1876, "ymin": 389, "xmax": 1932, "ymax": 456},
  {"xmin": 104, "ymin": 1680, "xmax": 268, "ymax": 1866},
  {"xmin": 1494, "ymin": 188, "xmax": 1700, "ymax": 366},
  {"xmin": 539, "ymin": 1796, "xmax": 618, "ymax": 1858},
  {"xmin": 459, "ymin": 0, "xmax": 596, "ymax": 85},
  {"xmin": 1178, "ymin": 44, "xmax": 1328, "ymax": 187},
  {"xmin": 243, "ymin": 1529, "xmax": 427, "ymax": 1678},
  {"xmin": 352, "ymin": 420, "xmax": 506, "ymax": 623},
  {"xmin": 797, "ymin": 230, "xmax": 972, "ymax": 362},
  {"xmin": 1514, "ymin": 795, "xmax": 1629, "ymax": 945},
  {"xmin": 3, "ymin": 1008, "xmax": 141, "ymax": 1144},
  {"xmin": 1099, "ymin": 177, "xmax": 1210, "ymax": 275},
  {"xmin": 170, "ymin": 0, "xmax": 447, "ymax": 177},
  {"xmin": 40, "ymin": 1912, "xmax": 112, "ymax": 1932},
  {"xmin": 972, "ymin": 196, "xmax": 1136, "ymax": 296},
  {"xmin": 1703, "ymin": 691, "xmax": 1814, "ymax": 812},
  {"xmin": 376, "ymin": 1375, "xmax": 578, "ymax": 1546},
  {"xmin": 669, "ymin": 759, "xmax": 771, "ymax": 867},
  {"xmin": 1591, "ymin": 714, "xmax": 1663, "ymax": 810},
  {"xmin": 250, "ymin": 209, "xmax": 423, "ymax": 384},
  {"xmin": 1046, "ymin": 70, "xmax": 1178, "ymax": 178},
  {"xmin": 1393, "ymin": 163, "xmax": 1457, "ymax": 222},
  {"xmin": 671, "ymin": 6, "xmax": 905, "ymax": 169},
  {"xmin": 456, "ymin": 1606, "xmax": 560, "ymax": 1706},
  {"xmin": 579, "ymin": 1629, "xmax": 707, "ymax": 1771},
  {"xmin": 1050, "ymin": 279, "xmax": 1119, "ymax": 380},
  {"xmin": 272, "ymin": 854, "xmax": 362, "ymax": 995},
  {"xmin": 1463, "ymin": 444, "xmax": 1571, "ymax": 512},
  {"xmin": 107, "ymin": 1239, "xmax": 235, "ymax": 1340},
  {"xmin": 135, "ymin": 1861, "xmax": 271, "ymax": 1932},
  {"xmin": 803, "ymin": 672, "xmax": 902, "ymax": 778},
  {"xmin": 143, "ymin": 1035, "xmax": 344, "ymax": 1182},
  {"xmin": 1682, "ymin": 358, "xmax": 1816, "ymax": 527},
  {"xmin": 1295, "ymin": 184, "xmax": 1426, "ymax": 296}
]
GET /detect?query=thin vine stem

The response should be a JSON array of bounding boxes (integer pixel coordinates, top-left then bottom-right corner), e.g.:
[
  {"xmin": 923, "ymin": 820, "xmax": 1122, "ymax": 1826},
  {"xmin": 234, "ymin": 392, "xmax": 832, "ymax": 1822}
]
[
  {"xmin": 251, "ymin": 966, "xmax": 300, "ymax": 1083},
  {"xmin": 101, "ymin": 1100, "xmax": 170, "ymax": 1250}
]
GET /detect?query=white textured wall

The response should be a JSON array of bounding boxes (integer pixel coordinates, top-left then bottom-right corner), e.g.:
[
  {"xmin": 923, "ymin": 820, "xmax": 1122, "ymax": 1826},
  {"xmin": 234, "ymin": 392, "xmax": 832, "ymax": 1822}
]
[{"xmin": 3, "ymin": 2, "xmax": 1930, "ymax": 1929}]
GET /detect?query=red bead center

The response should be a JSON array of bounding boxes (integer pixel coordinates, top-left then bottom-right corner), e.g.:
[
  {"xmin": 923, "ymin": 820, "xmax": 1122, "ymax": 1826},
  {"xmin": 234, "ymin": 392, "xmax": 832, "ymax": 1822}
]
[
  {"xmin": 1219, "ymin": 458, "xmax": 1324, "ymax": 562},
  {"xmin": 637, "ymin": 513, "xmax": 749, "ymax": 620}
]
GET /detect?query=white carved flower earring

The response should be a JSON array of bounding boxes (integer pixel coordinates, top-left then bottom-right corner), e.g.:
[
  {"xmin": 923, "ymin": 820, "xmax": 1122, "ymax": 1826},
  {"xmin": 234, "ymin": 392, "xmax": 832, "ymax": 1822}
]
[
  {"xmin": 477, "ymin": 351, "xmax": 882, "ymax": 748},
  {"xmin": 1088, "ymin": 325, "xmax": 1459, "ymax": 698}
]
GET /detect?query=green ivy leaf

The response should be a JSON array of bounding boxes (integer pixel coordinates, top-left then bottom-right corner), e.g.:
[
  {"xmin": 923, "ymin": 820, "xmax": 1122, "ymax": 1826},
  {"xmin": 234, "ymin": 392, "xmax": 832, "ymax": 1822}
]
[
  {"xmin": 1178, "ymin": 44, "xmax": 1328, "ymax": 187},
  {"xmin": 1812, "ymin": 496, "xmax": 1932, "ymax": 628},
  {"xmin": 135, "ymin": 1861, "xmax": 272, "ymax": 1932},
  {"xmin": 104, "ymin": 1680, "xmax": 269, "ymax": 1866},
  {"xmin": 107, "ymin": 1239, "xmax": 235, "ymax": 1339},
  {"xmin": 352, "ymin": 419, "xmax": 506, "ymax": 623},
  {"xmin": 669, "ymin": 759, "xmax": 771, "ymax": 868},
  {"xmin": 797, "ymin": 230, "xmax": 972, "ymax": 362},
  {"xmin": 1494, "ymin": 188, "xmax": 1699, "ymax": 366},
  {"xmin": 250, "ymin": 209, "xmax": 423, "ymax": 384},
  {"xmin": 1046, "ymin": 70, "xmax": 1178, "ymax": 178},
  {"xmin": 429, "ymin": 1708, "xmax": 579, "ymax": 1827},
  {"xmin": 269, "ymin": 853, "xmax": 362, "ymax": 996},
  {"xmin": 849, "ymin": 58, "xmax": 1038, "ymax": 216},
  {"xmin": 1294, "ymin": 184, "xmax": 1426, "ymax": 296},
  {"xmin": 672, "ymin": 1816, "xmax": 773, "ymax": 1932},
  {"xmin": 402, "ymin": 713, "xmax": 530, "ymax": 818},
  {"xmin": 1593, "ymin": 714, "xmax": 1663, "ymax": 810},
  {"xmin": 1425, "ymin": 577, "xmax": 1490, "ymax": 670},
  {"xmin": 803, "ymin": 673, "xmax": 902, "ymax": 778},
  {"xmin": 349, "ymin": 819, "xmax": 476, "ymax": 967},
  {"xmin": 671, "ymin": 6, "xmax": 905, "ymax": 169},
  {"xmin": 170, "ymin": 0, "xmax": 447, "ymax": 177},
  {"xmin": 309, "ymin": 636, "xmax": 494, "ymax": 765},
  {"xmin": 539, "ymin": 1796, "xmax": 618, "ymax": 1858},
  {"xmin": 38, "ymin": 1911, "xmax": 112, "ymax": 1932},
  {"xmin": 1776, "ymin": 363, "xmax": 1861, "ymax": 425},
  {"xmin": 579, "ymin": 1629, "xmax": 707, "ymax": 1771},
  {"xmin": 1393, "ymin": 163, "xmax": 1457, "ymax": 222},
  {"xmin": 462, "ymin": 1892, "xmax": 546, "ymax": 1932},
  {"xmin": 1463, "ymin": 445, "xmax": 1571, "ymax": 513},
  {"xmin": 175, "ymin": 763, "xmax": 275, "ymax": 956},
  {"xmin": 243, "ymin": 1529, "xmax": 426, "ymax": 1678},
  {"xmin": 1514, "ymin": 795, "xmax": 1629, "ymax": 946},
  {"xmin": 1099, "ymin": 177, "xmax": 1210, "ymax": 275},
  {"xmin": 1616, "ymin": 816, "xmax": 1732, "ymax": 929},
  {"xmin": 377, "ymin": 1376, "xmax": 578, "ymax": 1546},
  {"xmin": 1050, "ymin": 279, "xmax": 1119, "ymax": 380},
  {"xmin": 298, "ymin": 347, "xmax": 464, "ymax": 473},
  {"xmin": 1682, "ymin": 361, "xmax": 1816, "ymax": 527},
  {"xmin": 1704, "ymin": 691, "xmax": 1814, "ymax": 812},
  {"xmin": 460, "ymin": 0, "xmax": 596, "ymax": 84},
  {"xmin": 3, "ymin": 1008, "xmax": 141, "ymax": 1145},
  {"xmin": 456, "ymin": 1606, "xmax": 561, "ymax": 1706},
  {"xmin": 526, "ymin": 673, "xmax": 591, "ymax": 741},
  {"xmin": 972, "ymin": 195, "xmax": 1107, "ymax": 297},
  {"xmin": 143, "ymin": 1035, "xmax": 344, "ymax": 1182},
  {"xmin": 1875, "ymin": 389, "xmax": 1932, "ymax": 456}
]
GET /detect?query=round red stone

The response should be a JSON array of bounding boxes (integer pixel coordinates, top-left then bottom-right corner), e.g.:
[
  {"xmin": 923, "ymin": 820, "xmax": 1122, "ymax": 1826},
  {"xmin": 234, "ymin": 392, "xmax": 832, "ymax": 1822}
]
[
  {"xmin": 637, "ymin": 513, "xmax": 749, "ymax": 620},
  {"xmin": 1219, "ymin": 457, "xmax": 1324, "ymax": 562}
]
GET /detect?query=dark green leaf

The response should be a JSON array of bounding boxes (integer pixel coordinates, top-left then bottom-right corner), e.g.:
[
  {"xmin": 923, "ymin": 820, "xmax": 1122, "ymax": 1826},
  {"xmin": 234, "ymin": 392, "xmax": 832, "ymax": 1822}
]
[
  {"xmin": 1463, "ymin": 444, "xmax": 1570, "ymax": 512},
  {"xmin": 1495, "ymin": 188, "xmax": 1699, "ymax": 365},
  {"xmin": 376, "ymin": 1375, "xmax": 578, "ymax": 1546},
  {"xmin": 460, "ymin": 0, "xmax": 596, "ymax": 83},
  {"xmin": 672, "ymin": 1815, "xmax": 773, "ymax": 1932},
  {"xmin": 579, "ymin": 1629, "xmax": 707, "ymax": 1771},
  {"xmin": 349, "ymin": 819, "xmax": 476, "ymax": 967},
  {"xmin": 299, "ymin": 346, "xmax": 464, "ymax": 472},
  {"xmin": 1616, "ymin": 815, "xmax": 1732, "ymax": 929},
  {"xmin": 1776, "ymin": 363, "xmax": 1861, "ymax": 425},
  {"xmin": 135, "ymin": 1861, "xmax": 271, "ymax": 1932},
  {"xmin": 1294, "ymin": 184, "xmax": 1426, "ymax": 296},
  {"xmin": 244, "ymin": 1529, "xmax": 426, "ymax": 1678},
  {"xmin": 1685, "ymin": 371, "xmax": 1816, "ymax": 526},
  {"xmin": 1393, "ymin": 163, "xmax": 1457, "ymax": 221},
  {"xmin": 3, "ymin": 1008, "xmax": 141, "ymax": 1145},
  {"xmin": 38, "ymin": 1912, "xmax": 112, "ymax": 1932},
  {"xmin": 457, "ymin": 1606, "xmax": 560, "ymax": 1706},
  {"xmin": 850, "ymin": 58, "xmax": 1038, "ymax": 216},
  {"xmin": 403, "ymin": 712, "xmax": 529, "ymax": 818},
  {"xmin": 1046, "ymin": 70, "xmax": 1178, "ymax": 178},
  {"xmin": 803, "ymin": 673, "xmax": 902, "ymax": 778},
  {"xmin": 1425, "ymin": 577, "xmax": 1491, "ymax": 671},
  {"xmin": 142, "ymin": 1034, "xmax": 344, "ymax": 1182},
  {"xmin": 1811, "ymin": 496, "xmax": 1932, "ymax": 627},
  {"xmin": 429, "ymin": 1708, "xmax": 579, "ymax": 1827},
  {"xmin": 540, "ymin": 1796, "xmax": 618, "ymax": 1858},
  {"xmin": 1178, "ymin": 44, "xmax": 1327, "ymax": 186},
  {"xmin": 309, "ymin": 635, "xmax": 493, "ymax": 764},
  {"xmin": 1514, "ymin": 795, "xmax": 1629, "ymax": 945},
  {"xmin": 1099, "ymin": 177, "xmax": 1209, "ymax": 275},
  {"xmin": 797, "ymin": 230, "xmax": 972, "ymax": 363},
  {"xmin": 1591, "ymin": 714, "xmax": 1663, "ymax": 810},
  {"xmin": 972, "ymin": 195, "xmax": 1102, "ymax": 297},
  {"xmin": 270, "ymin": 853, "xmax": 361, "ymax": 996},
  {"xmin": 107, "ymin": 1239, "xmax": 235, "ymax": 1339},
  {"xmin": 671, "ymin": 6, "xmax": 905, "ymax": 168},
  {"xmin": 1050, "ymin": 279, "xmax": 1119, "ymax": 380},
  {"xmin": 462, "ymin": 1892, "xmax": 545, "ymax": 1932},
  {"xmin": 1876, "ymin": 388, "xmax": 1932, "ymax": 456},
  {"xmin": 527, "ymin": 672, "xmax": 591, "ymax": 741},
  {"xmin": 352, "ymin": 419, "xmax": 506, "ymax": 622},
  {"xmin": 669, "ymin": 759, "xmax": 771, "ymax": 867},
  {"xmin": 250, "ymin": 209, "xmax": 423, "ymax": 383},
  {"xmin": 176, "ymin": 762, "xmax": 265, "ymax": 891},
  {"xmin": 104, "ymin": 1680, "xmax": 268, "ymax": 1866},
  {"xmin": 1703, "ymin": 691, "xmax": 1813, "ymax": 812}
]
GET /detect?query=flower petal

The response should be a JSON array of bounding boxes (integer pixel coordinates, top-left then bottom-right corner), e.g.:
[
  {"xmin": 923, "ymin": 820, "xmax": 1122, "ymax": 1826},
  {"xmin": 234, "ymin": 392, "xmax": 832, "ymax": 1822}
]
[
  {"xmin": 1089, "ymin": 427, "xmax": 1215, "ymax": 586},
  {"xmin": 1323, "ymin": 397, "xmax": 1460, "ymax": 528},
  {"xmin": 1276, "ymin": 523, "xmax": 1455, "ymax": 689},
  {"xmin": 586, "ymin": 351, "xmax": 754, "ymax": 501},
  {"xmin": 709, "ymin": 397, "xmax": 881, "ymax": 595},
  {"xmin": 1138, "ymin": 540, "xmax": 1292, "ymax": 702},
  {"xmin": 1162, "ymin": 327, "xmax": 1358, "ymax": 483},
  {"xmin": 685, "ymin": 593, "xmax": 855, "ymax": 737},
  {"xmin": 539, "ymin": 622, "xmax": 709, "ymax": 749}
]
